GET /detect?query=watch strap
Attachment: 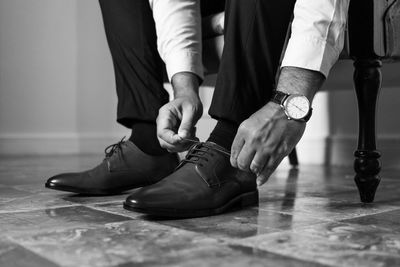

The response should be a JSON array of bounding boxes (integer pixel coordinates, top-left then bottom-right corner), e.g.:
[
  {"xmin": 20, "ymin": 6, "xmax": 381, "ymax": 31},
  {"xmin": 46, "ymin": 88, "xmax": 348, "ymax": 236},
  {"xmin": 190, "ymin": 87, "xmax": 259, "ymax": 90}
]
[{"xmin": 271, "ymin": 91, "xmax": 289, "ymax": 105}]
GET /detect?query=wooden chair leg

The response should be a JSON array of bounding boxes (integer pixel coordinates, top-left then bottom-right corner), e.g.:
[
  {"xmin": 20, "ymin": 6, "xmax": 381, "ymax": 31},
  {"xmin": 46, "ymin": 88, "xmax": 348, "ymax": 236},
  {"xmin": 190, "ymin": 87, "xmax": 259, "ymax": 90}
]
[
  {"xmin": 288, "ymin": 147, "xmax": 299, "ymax": 167},
  {"xmin": 353, "ymin": 59, "xmax": 382, "ymax": 203}
]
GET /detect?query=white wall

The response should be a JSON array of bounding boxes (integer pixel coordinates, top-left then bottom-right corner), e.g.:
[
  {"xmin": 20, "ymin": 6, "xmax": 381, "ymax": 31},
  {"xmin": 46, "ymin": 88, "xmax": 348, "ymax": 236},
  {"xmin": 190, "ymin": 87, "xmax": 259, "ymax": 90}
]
[
  {"xmin": 0, "ymin": 0, "xmax": 80, "ymax": 153},
  {"xmin": 0, "ymin": 0, "xmax": 128, "ymax": 154},
  {"xmin": 1, "ymin": 0, "xmax": 400, "ymax": 169}
]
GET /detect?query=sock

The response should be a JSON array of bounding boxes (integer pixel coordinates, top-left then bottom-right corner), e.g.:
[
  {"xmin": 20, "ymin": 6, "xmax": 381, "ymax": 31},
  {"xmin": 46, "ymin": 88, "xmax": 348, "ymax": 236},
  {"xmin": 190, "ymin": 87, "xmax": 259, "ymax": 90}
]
[
  {"xmin": 129, "ymin": 122, "xmax": 168, "ymax": 156},
  {"xmin": 207, "ymin": 120, "xmax": 238, "ymax": 151}
]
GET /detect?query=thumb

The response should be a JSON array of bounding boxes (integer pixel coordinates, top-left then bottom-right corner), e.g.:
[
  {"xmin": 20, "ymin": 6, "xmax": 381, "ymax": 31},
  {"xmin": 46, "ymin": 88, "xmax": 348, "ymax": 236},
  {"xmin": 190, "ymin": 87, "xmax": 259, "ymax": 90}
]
[{"xmin": 178, "ymin": 108, "xmax": 195, "ymax": 139}]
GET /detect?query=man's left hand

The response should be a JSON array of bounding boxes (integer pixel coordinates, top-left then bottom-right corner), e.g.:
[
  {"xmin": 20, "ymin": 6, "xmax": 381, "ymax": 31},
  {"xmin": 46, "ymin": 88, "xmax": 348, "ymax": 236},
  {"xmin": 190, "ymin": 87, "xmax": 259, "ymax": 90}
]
[{"xmin": 230, "ymin": 102, "xmax": 306, "ymax": 186}]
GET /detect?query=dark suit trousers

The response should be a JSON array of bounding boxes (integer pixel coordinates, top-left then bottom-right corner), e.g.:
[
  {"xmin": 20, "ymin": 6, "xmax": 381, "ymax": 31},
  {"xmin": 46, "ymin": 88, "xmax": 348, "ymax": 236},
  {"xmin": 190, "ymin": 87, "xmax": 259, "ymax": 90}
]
[{"xmin": 99, "ymin": 0, "xmax": 295, "ymax": 129}]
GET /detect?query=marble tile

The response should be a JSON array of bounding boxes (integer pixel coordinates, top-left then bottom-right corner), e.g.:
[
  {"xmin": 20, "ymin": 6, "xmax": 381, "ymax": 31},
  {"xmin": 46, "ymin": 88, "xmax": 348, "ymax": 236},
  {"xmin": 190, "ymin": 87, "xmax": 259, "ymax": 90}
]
[
  {"xmin": 115, "ymin": 246, "xmax": 327, "ymax": 267},
  {"xmin": 259, "ymin": 168, "xmax": 357, "ymax": 201},
  {"xmin": 259, "ymin": 184, "xmax": 356, "ymax": 200},
  {"xmin": 155, "ymin": 208, "xmax": 327, "ymax": 240},
  {"xmin": 14, "ymin": 184, "xmax": 63, "ymax": 194},
  {"xmin": 341, "ymin": 209, "xmax": 400, "ymax": 232},
  {"xmin": 152, "ymin": 208, "xmax": 275, "ymax": 239},
  {"xmin": 0, "ymin": 206, "xmax": 132, "ymax": 238},
  {"xmin": 10, "ymin": 220, "xmax": 323, "ymax": 267},
  {"xmin": 236, "ymin": 231, "xmax": 400, "ymax": 267},
  {"xmin": 257, "ymin": 196, "xmax": 398, "ymax": 221},
  {"xmin": 62, "ymin": 193, "xmax": 130, "ymax": 205},
  {"xmin": 0, "ymin": 192, "xmax": 77, "ymax": 213},
  {"xmin": 0, "ymin": 240, "xmax": 59, "ymax": 267},
  {"xmin": 0, "ymin": 185, "xmax": 33, "ymax": 200},
  {"xmin": 88, "ymin": 202, "xmax": 143, "ymax": 219},
  {"xmin": 267, "ymin": 166, "xmax": 356, "ymax": 187},
  {"xmin": 296, "ymin": 222, "xmax": 400, "ymax": 255},
  {"xmin": 328, "ymin": 188, "xmax": 400, "ymax": 204},
  {"xmin": 1, "ymin": 155, "xmax": 399, "ymax": 266}
]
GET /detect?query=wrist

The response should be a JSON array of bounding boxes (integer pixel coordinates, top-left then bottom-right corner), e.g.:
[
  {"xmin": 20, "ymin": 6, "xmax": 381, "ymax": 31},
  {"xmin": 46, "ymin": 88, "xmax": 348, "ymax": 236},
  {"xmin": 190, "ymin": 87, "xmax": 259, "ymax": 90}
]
[
  {"xmin": 171, "ymin": 72, "xmax": 200, "ymax": 98},
  {"xmin": 276, "ymin": 67, "xmax": 325, "ymax": 102}
]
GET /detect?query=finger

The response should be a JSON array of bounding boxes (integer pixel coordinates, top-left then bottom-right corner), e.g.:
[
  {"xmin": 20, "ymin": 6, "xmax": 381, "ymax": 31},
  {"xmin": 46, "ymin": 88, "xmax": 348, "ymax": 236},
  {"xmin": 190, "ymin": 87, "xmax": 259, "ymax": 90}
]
[
  {"xmin": 178, "ymin": 108, "xmax": 196, "ymax": 139},
  {"xmin": 257, "ymin": 156, "xmax": 284, "ymax": 186},
  {"xmin": 256, "ymin": 143, "xmax": 285, "ymax": 186},
  {"xmin": 230, "ymin": 133, "xmax": 245, "ymax": 168},
  {"xmin": 158, "ymin": 128, "xmax": 182, "ymax": 146},
  {"xmin": 249, "ymin": 149, "xmax": 270, "ymax": 176},
  {"xmin": 158, "ymin": 131, "xmax": 197, "ymax": 152},
  {"xmin": 157, "ymin": 111, "xmax": 182, "ymax": 145},
  {"xmin": 264, "ymin": 142, "xmax": 288, "ymax": 170},
  {"xmin": 158, "ymin": 139, "xmax": 189, "ymax": 153},
  {"xmin": 256, "ymin": 168, "xmax": 273, "ymax": 187},
  {"xmin": 236, "ymin": 144, "xmax": 256, "ymax": 172}
]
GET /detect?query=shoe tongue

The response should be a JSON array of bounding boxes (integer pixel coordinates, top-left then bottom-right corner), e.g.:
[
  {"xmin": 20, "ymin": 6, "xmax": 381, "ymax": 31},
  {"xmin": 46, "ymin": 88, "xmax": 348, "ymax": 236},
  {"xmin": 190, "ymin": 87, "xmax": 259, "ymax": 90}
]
[{"xmin": 123, "ymin": 140, "xmax": 137, "ymax": 149}]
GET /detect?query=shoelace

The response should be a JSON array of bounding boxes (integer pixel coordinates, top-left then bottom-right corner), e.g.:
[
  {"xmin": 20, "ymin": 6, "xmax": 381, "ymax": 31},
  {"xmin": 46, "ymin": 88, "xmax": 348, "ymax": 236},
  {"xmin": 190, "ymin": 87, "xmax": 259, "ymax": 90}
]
[
  {"xmin": 182, "ymin": 139, "xmax": 231, "ymax": 156},
  {"xmin": 104, "ymin": 136, "xmax": 126, "ymax": 159},
  {"xmin": 181, "ymin": 141, "xmax": 231, "ymax": 167}
]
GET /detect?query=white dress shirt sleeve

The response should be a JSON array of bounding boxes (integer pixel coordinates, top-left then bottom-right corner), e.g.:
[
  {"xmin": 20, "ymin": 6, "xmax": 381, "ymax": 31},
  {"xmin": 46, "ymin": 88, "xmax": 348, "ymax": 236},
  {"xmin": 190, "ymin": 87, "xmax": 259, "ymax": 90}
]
[
  {"xmin": 281, "ymin": 0, "xmax": 350, "ymax": 77},
  {"xmin": 149, "ymin": 0, "xmax": 204, "ymax": 81}
]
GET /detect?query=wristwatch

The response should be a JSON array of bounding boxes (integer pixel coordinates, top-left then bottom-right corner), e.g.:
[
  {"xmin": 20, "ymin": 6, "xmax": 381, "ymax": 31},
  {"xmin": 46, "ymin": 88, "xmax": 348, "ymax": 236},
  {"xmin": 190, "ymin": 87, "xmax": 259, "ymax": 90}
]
[{"xmin": 270, "ymin": 91, "xmax": 312, "ymax": 122}]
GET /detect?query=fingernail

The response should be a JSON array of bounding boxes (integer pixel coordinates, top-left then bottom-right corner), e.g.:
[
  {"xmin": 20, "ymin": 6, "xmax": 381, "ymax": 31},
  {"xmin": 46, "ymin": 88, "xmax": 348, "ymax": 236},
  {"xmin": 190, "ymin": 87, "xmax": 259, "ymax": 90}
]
[
  {"xmin": 256, "ymin": 179, "xmax": 262, "ymax": 187},
  {"xmin": 252, "ymin": 168, "xmax": 259, "ymax": 175}
]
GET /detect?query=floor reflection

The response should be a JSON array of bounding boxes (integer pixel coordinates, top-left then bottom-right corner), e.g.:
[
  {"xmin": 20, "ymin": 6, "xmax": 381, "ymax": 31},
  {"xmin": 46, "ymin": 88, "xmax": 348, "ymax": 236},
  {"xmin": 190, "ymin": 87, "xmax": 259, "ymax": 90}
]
[{"xmin": 280, "ymin": 167, "xmax": 299, "ymax": 211}]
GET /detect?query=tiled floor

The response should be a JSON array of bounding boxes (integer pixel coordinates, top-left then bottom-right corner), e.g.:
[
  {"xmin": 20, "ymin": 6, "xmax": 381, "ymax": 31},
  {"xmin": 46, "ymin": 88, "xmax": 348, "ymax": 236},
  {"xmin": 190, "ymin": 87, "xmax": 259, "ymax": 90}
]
[{"xmin": 1, "ymin": 155, "xmax": 400, "ymax": 267}]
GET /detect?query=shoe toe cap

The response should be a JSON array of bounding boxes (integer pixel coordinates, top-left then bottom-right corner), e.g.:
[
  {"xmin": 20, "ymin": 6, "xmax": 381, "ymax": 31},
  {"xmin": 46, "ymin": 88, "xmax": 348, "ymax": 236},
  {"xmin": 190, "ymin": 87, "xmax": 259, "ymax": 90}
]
[
  {"xmin": 45, "ymin": 173, "xmax": 79, "ymax": 188},
  {"xmin": 124, "ymin": 188, "xmax": 154, "ymax": 208},
  {"xmin": 124, "ymin": 186, "xmax": 175, "ymax": 209}
]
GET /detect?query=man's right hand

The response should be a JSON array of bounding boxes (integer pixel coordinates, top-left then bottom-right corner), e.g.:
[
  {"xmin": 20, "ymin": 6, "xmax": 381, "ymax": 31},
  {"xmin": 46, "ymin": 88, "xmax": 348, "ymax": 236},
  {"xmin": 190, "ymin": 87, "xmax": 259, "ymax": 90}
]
[{"xmin": 156, "ymin": 72, "xmax": 203, "ymax": 152}]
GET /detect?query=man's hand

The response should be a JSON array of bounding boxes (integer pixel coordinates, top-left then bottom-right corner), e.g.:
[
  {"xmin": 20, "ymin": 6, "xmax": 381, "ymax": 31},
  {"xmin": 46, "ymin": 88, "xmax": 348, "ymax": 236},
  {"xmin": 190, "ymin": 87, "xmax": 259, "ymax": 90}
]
[
  {"xmin": 230, "ymin": 103, "xmax": 305, "ymax": 186},
  {"xmin": 231, "ymin": 67, "xmax": 325, "ymax": 186},
  {"xmin": 157, "ymin": 72, "xmax": 203, "ymax": 152}
]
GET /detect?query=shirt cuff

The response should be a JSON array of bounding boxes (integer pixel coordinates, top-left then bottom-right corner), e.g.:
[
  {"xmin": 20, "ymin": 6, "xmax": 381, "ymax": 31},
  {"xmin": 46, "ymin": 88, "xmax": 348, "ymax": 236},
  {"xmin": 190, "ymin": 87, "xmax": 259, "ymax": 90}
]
[
  {"xmin": 165, "ymin": 49, "xmax": 204, "ymax": 82},
  {"xmin": 281, "ymin": 34, "xmax": 341, "ymax": 78}
]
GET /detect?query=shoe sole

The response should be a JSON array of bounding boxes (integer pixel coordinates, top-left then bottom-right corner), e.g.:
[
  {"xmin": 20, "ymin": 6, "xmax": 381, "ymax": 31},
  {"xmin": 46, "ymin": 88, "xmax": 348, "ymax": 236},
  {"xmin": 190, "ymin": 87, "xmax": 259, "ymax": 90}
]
[
  {"xmin": 45, "ymin": 182, "xmax": 152, "ymax": 196},
  {"xmin": 123, "ymin": 190, "xmax": 259, "ymax": 218}
]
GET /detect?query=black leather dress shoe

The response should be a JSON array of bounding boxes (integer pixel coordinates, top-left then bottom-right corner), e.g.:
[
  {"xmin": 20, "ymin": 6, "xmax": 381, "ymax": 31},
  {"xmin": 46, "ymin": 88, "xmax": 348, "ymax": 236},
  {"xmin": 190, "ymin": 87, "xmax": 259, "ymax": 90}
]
[
  {"xmin": 124, "ymin": 142, "xmax": 258, "ymax": 218},
  {"xmin": 45, "ymin": 139, "xmax": 179, "ymax": 195}
]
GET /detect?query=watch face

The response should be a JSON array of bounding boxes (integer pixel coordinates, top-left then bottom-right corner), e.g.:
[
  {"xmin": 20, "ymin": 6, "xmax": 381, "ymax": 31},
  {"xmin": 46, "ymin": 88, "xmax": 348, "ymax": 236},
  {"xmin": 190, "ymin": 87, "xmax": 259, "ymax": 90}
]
[{"xmin": 283, "ymin": 95, "xmax": 310, "ymax": 120}]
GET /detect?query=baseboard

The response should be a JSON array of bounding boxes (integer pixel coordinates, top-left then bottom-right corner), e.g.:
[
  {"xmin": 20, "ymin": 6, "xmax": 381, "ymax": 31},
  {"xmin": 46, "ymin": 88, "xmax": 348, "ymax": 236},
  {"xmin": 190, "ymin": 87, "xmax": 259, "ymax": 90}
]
[
  {"xmin": 0, "ymin": 133, "xmax": 129, "ymax": 156},
  {"xmin": 1, "ymin": 133, "xmax": 400, "ymax": 168}
]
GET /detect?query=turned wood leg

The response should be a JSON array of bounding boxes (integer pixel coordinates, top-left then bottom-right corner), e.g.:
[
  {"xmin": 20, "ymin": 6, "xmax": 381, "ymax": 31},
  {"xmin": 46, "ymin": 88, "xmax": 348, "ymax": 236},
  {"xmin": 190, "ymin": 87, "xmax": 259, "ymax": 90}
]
[{"xmin": 353, "ymin": 59, "xmax": 382, "ymax": 203}]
